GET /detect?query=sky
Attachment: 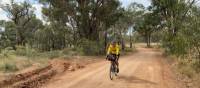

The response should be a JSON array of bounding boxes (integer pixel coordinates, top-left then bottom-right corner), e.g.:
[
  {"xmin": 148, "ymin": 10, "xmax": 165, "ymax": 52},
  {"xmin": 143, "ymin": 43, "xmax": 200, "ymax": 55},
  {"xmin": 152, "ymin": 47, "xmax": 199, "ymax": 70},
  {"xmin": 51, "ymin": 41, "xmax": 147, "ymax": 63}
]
[
  {"xmin": 0, "ymin": 0, "xmax": 151, "ymax": 21},
  {"xmin": 120, "ymin": 0, "xmax": 151, "ymax": 7},
  {"xmin": 0, "ymin": 0, "xmax": 43, "ymax": 21}
]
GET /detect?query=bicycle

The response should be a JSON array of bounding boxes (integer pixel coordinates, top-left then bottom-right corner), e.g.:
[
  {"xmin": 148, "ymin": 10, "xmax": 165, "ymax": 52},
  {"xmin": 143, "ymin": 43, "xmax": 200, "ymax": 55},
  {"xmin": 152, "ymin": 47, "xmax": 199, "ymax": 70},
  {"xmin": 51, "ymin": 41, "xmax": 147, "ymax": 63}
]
[{"xmin": 107, "ymin": 55, "xmax": 118, "ymax": 80}]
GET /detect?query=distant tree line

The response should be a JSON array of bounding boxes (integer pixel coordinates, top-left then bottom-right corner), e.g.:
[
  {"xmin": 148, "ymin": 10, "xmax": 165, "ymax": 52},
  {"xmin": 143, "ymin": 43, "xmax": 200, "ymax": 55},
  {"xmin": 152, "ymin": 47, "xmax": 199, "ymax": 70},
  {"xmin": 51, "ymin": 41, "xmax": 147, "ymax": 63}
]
[{"xmin": 0, "ymin": 0, "xmax": 144, "ymax": 55}]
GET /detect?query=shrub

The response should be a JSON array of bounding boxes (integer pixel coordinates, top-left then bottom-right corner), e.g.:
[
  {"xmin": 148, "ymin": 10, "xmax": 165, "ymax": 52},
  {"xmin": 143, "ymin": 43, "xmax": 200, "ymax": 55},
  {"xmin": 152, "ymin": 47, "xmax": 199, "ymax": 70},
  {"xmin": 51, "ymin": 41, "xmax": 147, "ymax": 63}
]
[
  {"xmin": 0, "ymin": 63, "xmax": 19, "ymax": 72},
  {"xmin": 191, "ymin": 60, "xmax": 200, "ymax": 73},
  {"xmin": 62, "ymin": 48, "xmax": 80, "ymax": 56},
  {"xmin": 162, "ymin": 33, "xmax": 189, "ymax": 56},
  {"xmin": 41, "ymin": 50, "xmax": 61, "ymax": 59},
  {"xmin": 70, "ymin": 47, "xmax": 84, "ymax": 55},
  {"xmin": 79, "ymin": 39, "xmax": 104, "ymax": 55},
  {"xmin": 0, "ymin": 47, "xmax": 15, "ymax": 58},
  {"xmin": 15, "ymin": 45, "xmax": 38, "ymax": 57},
  {"xmin": 125, "ymin": 47, "xmax": 134, "ymax": 52},
  {"xmin": 179, "ymin": 65, "xmax": 195, "ymax": 78},
  {"xmin": 177, "ymin": 58, "xmax": 200, "ymax": 78},
  {"xmin": 62, "ymin": 48, "xmax": 70, "ymax": 55}
]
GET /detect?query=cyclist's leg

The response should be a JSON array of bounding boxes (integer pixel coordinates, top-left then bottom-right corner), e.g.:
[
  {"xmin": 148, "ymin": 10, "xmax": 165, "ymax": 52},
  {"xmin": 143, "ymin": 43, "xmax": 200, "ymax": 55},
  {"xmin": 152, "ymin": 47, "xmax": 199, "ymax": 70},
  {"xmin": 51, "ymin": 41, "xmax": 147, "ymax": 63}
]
[
  {"xmin": 116, "ymin": 57, "xmax": 119, "ymax": 68},
  {"xmin": 113, "ymin": 54, "xmax": 119, "ymax": 73},
  {"xmin": 116, "ymin": 54, "xmax": 119, "ymax": 66},
  {"xmin": 116, "ymin": 62, "xmax": 119, "ymax": 73}
]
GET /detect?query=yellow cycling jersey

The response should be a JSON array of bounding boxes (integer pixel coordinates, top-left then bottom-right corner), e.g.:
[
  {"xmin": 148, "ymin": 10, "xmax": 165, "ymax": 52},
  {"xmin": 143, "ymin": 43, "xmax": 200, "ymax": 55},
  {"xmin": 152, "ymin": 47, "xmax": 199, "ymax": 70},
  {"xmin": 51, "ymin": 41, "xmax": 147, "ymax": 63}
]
[{"xmin": 107, "ymin": 44, "xmax": 120, "ymax": 55}]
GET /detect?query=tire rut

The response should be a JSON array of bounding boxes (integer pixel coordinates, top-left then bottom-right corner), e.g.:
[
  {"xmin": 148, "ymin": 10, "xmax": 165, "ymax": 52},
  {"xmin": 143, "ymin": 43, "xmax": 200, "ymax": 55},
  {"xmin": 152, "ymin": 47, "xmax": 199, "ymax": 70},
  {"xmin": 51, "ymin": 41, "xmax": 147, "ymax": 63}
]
[{"xmin": 0, "ymin": 65, "xmax": 53, "ymax": 88}]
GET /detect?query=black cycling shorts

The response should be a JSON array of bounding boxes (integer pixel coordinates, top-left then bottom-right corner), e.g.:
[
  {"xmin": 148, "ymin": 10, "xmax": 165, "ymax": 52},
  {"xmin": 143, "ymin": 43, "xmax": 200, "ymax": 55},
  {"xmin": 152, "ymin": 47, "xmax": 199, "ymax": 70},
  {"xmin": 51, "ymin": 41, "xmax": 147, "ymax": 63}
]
[{"xmin": 107, "ymin": 54, "xmax": 117, "ymax": 61}]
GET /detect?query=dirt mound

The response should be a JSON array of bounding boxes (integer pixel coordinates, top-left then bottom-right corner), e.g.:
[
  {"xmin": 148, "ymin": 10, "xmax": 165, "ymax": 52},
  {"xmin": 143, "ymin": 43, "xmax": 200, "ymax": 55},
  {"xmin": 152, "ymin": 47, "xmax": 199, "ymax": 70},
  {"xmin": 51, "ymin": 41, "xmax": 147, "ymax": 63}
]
[
  {"xmin": 50, "ymin": 59, "xmax": 71, "ymax": 73},
  {"xmin": 13, "ymin": 70, "xmax": 56, "ymax": 88},
  {"xmin": 0, "ymin": 59, "xmax": 86, "ymax": 88},
  {"xmin": 50, "ymin": 59, "xmax": 85, "ymax": 73},
  {"xmin": 0, "ymin": 65, "xmax": 52, "ymax": 87}
]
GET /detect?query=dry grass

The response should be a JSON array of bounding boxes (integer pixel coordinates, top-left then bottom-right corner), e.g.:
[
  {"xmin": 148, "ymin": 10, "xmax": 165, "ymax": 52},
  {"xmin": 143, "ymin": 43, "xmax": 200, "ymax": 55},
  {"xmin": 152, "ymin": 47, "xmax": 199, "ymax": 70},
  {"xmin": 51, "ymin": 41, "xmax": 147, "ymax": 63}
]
[
  {"xmin": 175, "ymin": 58, "xmax": 200, "ymax": 88},
  {"xmin": 0, "ymin": 55, "xmax": 49, "ymax": 73}
]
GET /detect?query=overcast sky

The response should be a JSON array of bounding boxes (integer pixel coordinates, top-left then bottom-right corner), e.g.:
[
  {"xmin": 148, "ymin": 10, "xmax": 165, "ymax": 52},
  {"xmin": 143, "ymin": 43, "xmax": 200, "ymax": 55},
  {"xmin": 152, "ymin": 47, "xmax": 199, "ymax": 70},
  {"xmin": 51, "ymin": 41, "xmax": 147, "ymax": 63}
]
[
  {"xmin": 120, "ymin": 0, "xmax": 151, "ymax": 7},
  {"xmin": 0, "ymin": 0, "xmax": 151, "ymax": 21}
]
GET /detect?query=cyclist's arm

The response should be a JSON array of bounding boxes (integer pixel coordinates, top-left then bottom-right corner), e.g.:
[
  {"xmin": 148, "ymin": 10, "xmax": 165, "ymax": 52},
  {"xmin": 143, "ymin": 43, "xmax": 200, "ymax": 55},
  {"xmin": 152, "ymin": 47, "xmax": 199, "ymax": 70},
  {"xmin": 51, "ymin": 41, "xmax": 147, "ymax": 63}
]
[
  {"xmin": 116, "ymin": 44, "xmax": 119, "ymax": 55},
  {"xmin": 107, "ymin": 45, "xmax": 111, "ymax": 55}
]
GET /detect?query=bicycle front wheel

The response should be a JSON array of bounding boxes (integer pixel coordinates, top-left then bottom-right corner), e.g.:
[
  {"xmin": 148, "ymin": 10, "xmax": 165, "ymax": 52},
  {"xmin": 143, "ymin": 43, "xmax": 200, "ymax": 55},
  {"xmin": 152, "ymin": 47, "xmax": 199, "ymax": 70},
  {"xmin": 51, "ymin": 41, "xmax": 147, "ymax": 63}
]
[{"xmin": 110, "ymin": 63, "xmax": 115, "ymax": 80}]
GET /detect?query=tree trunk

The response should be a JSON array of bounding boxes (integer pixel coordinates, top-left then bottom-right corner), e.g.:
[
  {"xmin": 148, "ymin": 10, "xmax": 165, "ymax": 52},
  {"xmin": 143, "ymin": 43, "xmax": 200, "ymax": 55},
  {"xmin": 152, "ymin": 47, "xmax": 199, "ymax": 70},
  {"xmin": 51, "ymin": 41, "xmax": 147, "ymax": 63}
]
[
  {"xmin": 196, "ymin": 46, "xmax": 200, "ymax": 60},
  {"xmin": 129, "ymin": 35, "xmax": 132, "ymax": 48},
  {"xmin": 104, "ymin": 30, "xmax": 108, "ymax": 51},
  {"xmin": 121, "ymin": 39, "xmax": 125, "ymax": 51},
  {"xmin": 148, "ymin": 34, "xmax": 151, "ymax": 47},
  {"xmin": 145, "ymin": 35, "xmax": 148, "ymax": 47},
  {"xmin": 119, "ymin": 29, "xmax": 125, "ymax": 51},
  {"xmin": 146, "ymin": 34, "xmax": 151, "ymax": 48}
]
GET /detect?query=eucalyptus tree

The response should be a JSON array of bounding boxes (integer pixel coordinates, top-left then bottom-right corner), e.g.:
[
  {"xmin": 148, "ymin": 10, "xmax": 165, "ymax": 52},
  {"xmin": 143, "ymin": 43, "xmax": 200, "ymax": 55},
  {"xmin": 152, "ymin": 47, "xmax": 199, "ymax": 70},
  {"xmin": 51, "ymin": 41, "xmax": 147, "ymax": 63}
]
[
  {"xmin": 151, "ymin": 0, "xmax": 196, "ymax": 36},
  {"xmin": 134, "ymin": 12, "xmax": 161, "ymax": 47},
  {"xmin": 39, "ymin": 0, "xmax": 122, "ymax": 42},
  {"xmin": 0, "ymin": 21, "xmax": 16, "ymax": 49},
  {"xmin": 1, "ymin": 1, "xmax": 36, "ymax": 45},
  {"xmin": 151, "ymin": 0, "xmax": 198, "ymax": 54},
  {"xmin": 182, "ymin": 6, "xmax": 200, "ymax": 59},
  {"xmin": 107, "ymin": 2, "xmax": 146, "ymax": 49},
  {"xmin": 126, "ymin": 2, "xmax": 145, "ymax": 48}
]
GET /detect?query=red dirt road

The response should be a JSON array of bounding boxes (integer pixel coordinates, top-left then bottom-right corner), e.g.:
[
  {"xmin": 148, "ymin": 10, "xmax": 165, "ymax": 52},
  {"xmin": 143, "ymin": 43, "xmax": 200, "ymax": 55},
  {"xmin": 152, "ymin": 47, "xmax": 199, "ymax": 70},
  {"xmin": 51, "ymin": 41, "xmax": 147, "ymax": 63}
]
[{"xmin": 43, "ymin": 47, "xmax": 182, "ymax": 88}]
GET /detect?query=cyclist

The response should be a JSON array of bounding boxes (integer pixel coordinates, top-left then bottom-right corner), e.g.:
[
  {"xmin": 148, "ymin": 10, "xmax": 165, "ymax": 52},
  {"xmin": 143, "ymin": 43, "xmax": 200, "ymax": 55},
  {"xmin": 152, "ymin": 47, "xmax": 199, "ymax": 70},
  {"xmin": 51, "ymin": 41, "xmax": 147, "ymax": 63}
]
[{"xmin": 106, "ymin": 41, "xmax": 120, "ymax": 73}]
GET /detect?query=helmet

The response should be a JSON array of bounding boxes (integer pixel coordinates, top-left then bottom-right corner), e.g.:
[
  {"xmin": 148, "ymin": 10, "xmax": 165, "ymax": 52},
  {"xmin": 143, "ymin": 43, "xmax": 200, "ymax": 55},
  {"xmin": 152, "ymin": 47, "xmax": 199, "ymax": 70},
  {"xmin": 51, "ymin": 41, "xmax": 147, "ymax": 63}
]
[{"xmin": 111, "ymin": 40, "xmax": 117, "ymax": 45}]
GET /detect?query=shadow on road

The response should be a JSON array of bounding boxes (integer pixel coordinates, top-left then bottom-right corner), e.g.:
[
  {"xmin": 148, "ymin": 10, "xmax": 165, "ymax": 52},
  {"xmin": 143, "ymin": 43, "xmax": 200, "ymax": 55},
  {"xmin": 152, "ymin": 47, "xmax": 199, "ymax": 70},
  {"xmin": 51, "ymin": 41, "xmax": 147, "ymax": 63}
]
[{"xmin": 117, "ymin": 75, "xmax": 157, "ymax": 85}]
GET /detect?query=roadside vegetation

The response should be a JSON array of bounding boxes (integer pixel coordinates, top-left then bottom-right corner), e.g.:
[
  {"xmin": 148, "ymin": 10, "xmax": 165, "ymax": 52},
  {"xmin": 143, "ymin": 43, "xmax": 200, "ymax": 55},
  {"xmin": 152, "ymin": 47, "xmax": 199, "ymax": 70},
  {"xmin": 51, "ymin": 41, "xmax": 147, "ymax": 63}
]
[
  {"xmin": 0, "ymin": 0, "xmax": 200, "ymax": 87},
  {"xmin": 147, "ymin": 0, "xmax": 200, "ymax": 87},
  {"xmin": 0, "ymin": 0, "xmax": 139, "ymax": 73}
]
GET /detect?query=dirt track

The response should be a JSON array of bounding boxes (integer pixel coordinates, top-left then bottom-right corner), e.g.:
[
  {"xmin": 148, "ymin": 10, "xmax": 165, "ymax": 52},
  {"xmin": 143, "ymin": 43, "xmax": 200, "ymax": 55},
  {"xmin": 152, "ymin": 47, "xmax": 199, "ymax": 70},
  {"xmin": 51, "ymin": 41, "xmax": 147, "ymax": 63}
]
[{"xmin": 43, "ymin": 47, "xmax": 182, "ymax": 88}]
